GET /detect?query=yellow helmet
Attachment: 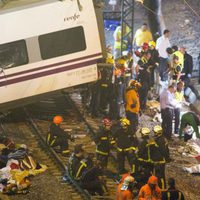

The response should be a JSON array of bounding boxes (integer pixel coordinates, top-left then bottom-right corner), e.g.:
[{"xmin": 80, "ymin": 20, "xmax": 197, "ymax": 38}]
[
  {"xmin": 153, "ymin": 125, "xmax": 162, "ymax": 135},
  {"xmin": 141, "ymin": 127, "xmax": 150, "ymax": 136},
  {"xmin": 149, "ymin": 41, "xmax": 156, "ymax": 47},
  {"xmin": 120, "ymin": 118, "xmax": 130, "ymax": 129}
]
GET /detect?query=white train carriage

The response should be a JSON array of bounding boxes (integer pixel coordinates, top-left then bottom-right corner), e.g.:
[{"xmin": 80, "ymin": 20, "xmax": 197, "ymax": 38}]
[{"xmin": 0, "ymin": 0, "xmax": 102, "ymax": 111}]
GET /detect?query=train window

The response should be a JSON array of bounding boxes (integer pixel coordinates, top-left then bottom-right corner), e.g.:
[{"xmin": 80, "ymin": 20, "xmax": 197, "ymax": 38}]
[
  {"xmin": 38, "ymin": 26, "xmax": 86, "ymax": 60},
  {"xmin": 0, "ymin": 40, "xmax": 28, "ymax": 69}
]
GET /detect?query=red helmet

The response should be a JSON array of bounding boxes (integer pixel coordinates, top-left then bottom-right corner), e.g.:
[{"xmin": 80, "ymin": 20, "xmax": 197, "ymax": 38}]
[
  {"xmin": 102, "ymin": 118, "xmax": 111, "ymax": 126},
  {"xmin": 53, "ymin": 115, "xmax": 63, "ymax": 124},
  {"xmin": 142, "ymin": 42, "xmax": 149, "ymax": 50}
]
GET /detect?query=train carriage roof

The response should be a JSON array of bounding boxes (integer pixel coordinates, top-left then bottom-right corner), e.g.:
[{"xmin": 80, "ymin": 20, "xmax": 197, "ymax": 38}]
[{"xmin": 0, "ymin": 0, "xmax": 55, "ymax": 11}]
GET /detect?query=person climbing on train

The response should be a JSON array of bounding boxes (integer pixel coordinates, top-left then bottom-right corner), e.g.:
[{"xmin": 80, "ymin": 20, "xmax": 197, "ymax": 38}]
[
  {"xmin": 47, "ymin": 115, "xmax": 73, "ymax": 156},
  {"xmin": 94, "ymin": 118, "xmax": 114, "ymax": 169},
  {"xmin": 138, "ymin": 175, "xmax": 162, "ymax": 200},
  {"xmin": 152, "ymin": 125, "xmax": 170, "ymax": 190},
  {"xmin": 113, "ymin": 118, "xmax": 137, "ymax": 174},
  {"xmin": 125, "ymin": 79, "xmax": 141, "ymax": 134},
  {"xmin": 80, "ymin": 160, "xmax": 108, "ymax": 196},
  {"xmin": 68, "ymin": 144, "xmax": 92, "ymax": 181},
  {"xmin": 116, "ymin": 175, "xmax": 136, "ymax": 200}
]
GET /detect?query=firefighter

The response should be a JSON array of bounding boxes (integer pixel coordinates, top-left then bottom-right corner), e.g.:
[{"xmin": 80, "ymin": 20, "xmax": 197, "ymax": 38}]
[
  {"xmin": 80, "ymin": 160, "xmax": 108, "ymax": 196},
  {"xmin": 138, "ymin": 175, "xmax": 162, "ymax": 200},
  {"xmin": 113, "ymin": 118, "xmax": 137, "ymax": 174},
  {"xmin": 148, "ymin": 41, "xmax": 159, "ymax": 88},
  {"xmin": 125, "ymin": 79, "xmax": 141, "ymax": 134},
  {"xmin": 136, "ymin": 51, "xmax": 152, "ymax": 111},
  {"xmin": 68, "ymin": 145, "xmax": 92, "ymax": 181},
  {"xmin": 162, "ymin": 178, "xmax": 185, "ymax": 200},
  {"xmin": 94, "ymin": 118, "xmax": 114, "ymax": 169},
  {"xmin": 124, "ymin": 51, "xmax": 134, "ymax": 87},
  {"xmin": 116, "ymin": 175, "xmax": 136, "ymax": 200},
  {"xmin": 137, "ymin": 128, "xmax": 153, "ymax": 187},
  {"xmin": 99, "ymin": 67, "xmax": 112, "ymax": 113},
  {"xmin": 153, "ymin": 125, "xmax": 170, "ymax": 190},
  {"xmin": 47, "ymin": 116, "xmax": 73, "ymax": 155}
]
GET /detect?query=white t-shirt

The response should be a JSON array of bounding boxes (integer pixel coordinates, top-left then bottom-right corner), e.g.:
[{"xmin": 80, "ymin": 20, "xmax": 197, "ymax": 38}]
[{"xmin": 156, "ymin": 35, "xmax": 171, "ymax": 58}]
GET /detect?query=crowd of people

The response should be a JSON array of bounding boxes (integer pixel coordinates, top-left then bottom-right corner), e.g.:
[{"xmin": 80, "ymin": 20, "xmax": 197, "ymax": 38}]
[{"xmin": 45, "ymin": 23, "xmax": 200, "ymax": 199}]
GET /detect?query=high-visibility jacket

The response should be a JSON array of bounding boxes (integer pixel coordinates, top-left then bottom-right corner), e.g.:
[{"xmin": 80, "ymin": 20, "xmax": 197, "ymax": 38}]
[
  {"xmin": 94, "ymin": 127, "xmax": 114, "ymax": 156},
  {"xmin": 154, "ymin": 136, "xmax": 170, "ymax": 163},
  {"xmin": 47, "ymin": 123, "xmax": 71, "ymax": 146},
  {"xmin": 137, "ymin": 139, "xmax": 166, "ymax": 164},
  {"xmin": 138, "ymin": 183, "xmax": 161, "ymax": 200},
  {"xmin": 68, "ymin": 153, "xmax": 87, "ymax": 180},
  {"xmin": 113, "ymin": 127, "xmax": 137, "ymax": 152},
  {"xmin": 125, "ymin": 88, "xmax": 140, "ymax": 114},
  {"xmin": 173, "ymin": 51, "xmax": 184, "ymax": 69},
  {"xmin": 116, "ymin": 188, "xmax": 133, "ymax": 200},
  {"xmin": 174, "ymin": 91, "xmax": 184, "ymax": 102},
  {"xmin": 113, "ymin": 26, "xmax": 130, "ymax": 50}
]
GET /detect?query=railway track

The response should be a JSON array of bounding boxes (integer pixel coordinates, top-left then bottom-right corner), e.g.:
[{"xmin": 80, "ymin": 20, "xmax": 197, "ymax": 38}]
[
  {"xmin": 1, "ymin": 114, "xmax": 90, "ymax": 200},
  {"xmin": 22, "ymin": 93, "xmax": 118, "ymax": 199}
]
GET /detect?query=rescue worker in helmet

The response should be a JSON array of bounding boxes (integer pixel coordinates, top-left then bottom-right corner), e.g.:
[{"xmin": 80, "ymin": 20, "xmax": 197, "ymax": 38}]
[
  {"xmin": 113, "ymin": 118, "xmax": 137, "ymax": 174},
  {"xmin": 153, "ymin": 125, "xmax": 170, "ymax": 190},
  {"xmin": 47, "ymin": 115, "xmax": 73, "ymax": 156},
  {"xmin": 137, "ymin": 127, "xmax": 153, "ymax": 187},
  {"xmin": 94, "ymin": 118, "xmax": 114, "ymax": 169},
  {"xmin": 148, "ymin": 40, "xmax": 159, "ymax": 88},
  {"xmin": 116, "ymin": 175, "xmax": 136, "ymax": 200},
  {"xmin": 138, "ymin": 175, "xmax": 162, "ymax": 200},
  {"xmin": 125, "ymin": 79, "xmax": 141, "ymax": 134},
  {"xmin": 136, "ymin": 51, "xmax": 152, "ymax": 111}
]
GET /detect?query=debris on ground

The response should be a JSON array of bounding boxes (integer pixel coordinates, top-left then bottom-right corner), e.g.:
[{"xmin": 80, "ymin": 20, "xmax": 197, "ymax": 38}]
[{"xmin": 0, "ymin": 137, "xmax": 47, "ymax": 195}]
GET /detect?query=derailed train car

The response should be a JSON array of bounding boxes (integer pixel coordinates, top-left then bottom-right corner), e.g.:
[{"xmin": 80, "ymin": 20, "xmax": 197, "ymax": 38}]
[{"xmin": 0, "ymin": 0, "xmax": 102, "ymax": 111}]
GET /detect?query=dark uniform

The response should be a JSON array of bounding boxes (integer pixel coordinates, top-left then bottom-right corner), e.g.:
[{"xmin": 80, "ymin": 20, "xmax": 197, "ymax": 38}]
[
  {"xmin": 68, "ymin": 153, "xmax": 88, "ymax": 181},
  {"xmin": 99, "ymin": 67, "xmax": 112, "ymax": 112},
  {"xmin": 153, "ymin": 125, "xmax": 170, "ymax": 190},
  {"xmin": 137, "ymin": 138, "xmax": 154, "ymax": 186},
  {"xmin": 162, "ymin": 178, "xmax": 185, "ymax": 200},
  {"xmin": 94, "ymin": 126, "xmax": 115, "ymax": 168},
  {"xmin": 149, "ymin": 48, "xmax": 159, "ymax": 87},
  {"xmin": 124, "ymin": 55, "xmax": 133, "ymax": 87},
  {"xmin": 47, "ymin": 123, "xmax": 71, "ymax": 154},
  {"xmin": 113, "ymin": 119, "xmax": 137, "ymax": 174},
  {"xmin": 162, "ymin": 189, "xmax": 185, "ymax": 200},
  {"xmin": 137, "ymin": 55, "xmax": 151, "ymax": 110},
  {"xmin": 81, "ymin": 166, "xmax": 107, "ymax": 196}
]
